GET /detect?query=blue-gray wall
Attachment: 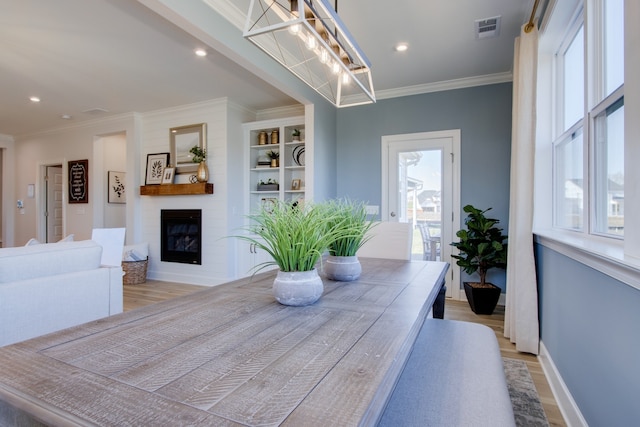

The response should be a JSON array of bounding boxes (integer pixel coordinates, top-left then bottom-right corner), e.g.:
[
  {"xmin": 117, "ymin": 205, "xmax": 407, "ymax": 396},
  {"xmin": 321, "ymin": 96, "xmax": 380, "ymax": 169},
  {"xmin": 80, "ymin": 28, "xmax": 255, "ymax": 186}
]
[
  {"xmin": 312, "ymin": 102, "xmax": 338, "ymax": 201},
  {"xmin": 335, "ymin": 83, "xmax": 512, "ymax": 289},
  {"xmin": 536, "ymin": 243, "xmax": 640, "ymax": 426}
]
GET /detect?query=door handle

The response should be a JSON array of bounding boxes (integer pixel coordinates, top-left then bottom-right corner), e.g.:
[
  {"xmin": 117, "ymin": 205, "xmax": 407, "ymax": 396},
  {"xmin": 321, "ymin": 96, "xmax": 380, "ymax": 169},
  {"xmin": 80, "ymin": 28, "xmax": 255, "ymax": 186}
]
[{"xmin": 390, "ymin": 212, "xmax": 396, "ymax": 217}]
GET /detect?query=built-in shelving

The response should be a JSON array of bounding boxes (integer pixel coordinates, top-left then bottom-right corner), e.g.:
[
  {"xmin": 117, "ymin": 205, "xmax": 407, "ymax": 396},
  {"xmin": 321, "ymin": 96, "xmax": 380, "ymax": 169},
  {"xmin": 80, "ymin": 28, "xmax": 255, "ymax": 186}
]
[
  {"xmin": 237, "ymin": 116, "xmax": 310, "ymax": 278},
  {"xmin": 140, "ymin": 183, "xmax": 213, "ymax": 196},
  {"xmin": 244, "ymin": 117, "xmax": 307, "ymax": 215}
]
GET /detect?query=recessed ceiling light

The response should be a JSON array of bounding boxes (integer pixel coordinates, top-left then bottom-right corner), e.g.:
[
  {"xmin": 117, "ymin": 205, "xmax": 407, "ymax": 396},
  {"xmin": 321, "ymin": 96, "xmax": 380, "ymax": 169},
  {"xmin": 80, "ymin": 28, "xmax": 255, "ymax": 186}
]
[
  {"xmin": 29, "ymin": 96, "xmax": 41, "ymax": 103},
  {"xmin": 195, "ymin": 48, "xmax": 207, "ymax": 57},
  {"xmin": 395, "ymin": 43, "xmax": 408, "ymax": 52},
  {"xmin": 61, "ymin": 114, "xmax": 72, "ymax": 120}
]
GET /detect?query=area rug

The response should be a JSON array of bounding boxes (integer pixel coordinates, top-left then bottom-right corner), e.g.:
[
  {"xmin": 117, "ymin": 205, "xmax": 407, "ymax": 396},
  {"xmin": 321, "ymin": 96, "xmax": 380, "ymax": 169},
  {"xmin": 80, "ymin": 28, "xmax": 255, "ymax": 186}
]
[{"xmin": 503, "ymin": 358, "xmax": 550, "ymax": 427}]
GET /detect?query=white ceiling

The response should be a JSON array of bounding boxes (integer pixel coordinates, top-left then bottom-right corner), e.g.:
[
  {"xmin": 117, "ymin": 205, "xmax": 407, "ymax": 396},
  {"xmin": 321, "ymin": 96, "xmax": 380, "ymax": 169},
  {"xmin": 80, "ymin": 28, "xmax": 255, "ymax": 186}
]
[{"xmin": 0, "ymin": 0, "xmax": 535, "ymax": 137}]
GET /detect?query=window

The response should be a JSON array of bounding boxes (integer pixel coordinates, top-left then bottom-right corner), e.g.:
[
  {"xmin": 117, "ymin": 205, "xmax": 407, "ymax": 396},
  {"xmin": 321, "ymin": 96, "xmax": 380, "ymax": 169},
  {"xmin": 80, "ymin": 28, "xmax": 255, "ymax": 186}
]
[
  {"xmin": 562, "ymin": 25, "xmax": 584, "ymax": 132},
  {"xmin": 603, "ymin": 0, "xmax": 624, "ymax": 96},
  {"xmin": 592, "ymin": 96, "xmax": 624, "ymax": 236},
  {"xmin": 554, "ymin": 17, "xmax": 585, "ymax": 231},
  {"xmin": 554, "ymin": 128, "xmax": 583, "ymax": 230},
  {"xmin": 552, "ymin": 0, "xmax": 624, "ymax": 238}
]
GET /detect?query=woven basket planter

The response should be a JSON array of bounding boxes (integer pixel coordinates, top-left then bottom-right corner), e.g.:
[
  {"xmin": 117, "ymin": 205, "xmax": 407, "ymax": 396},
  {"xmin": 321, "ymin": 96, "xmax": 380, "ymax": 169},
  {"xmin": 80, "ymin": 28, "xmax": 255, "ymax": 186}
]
[{"xmin": 122, "ymin": 257, "xmax": 148, "ymax": 285}]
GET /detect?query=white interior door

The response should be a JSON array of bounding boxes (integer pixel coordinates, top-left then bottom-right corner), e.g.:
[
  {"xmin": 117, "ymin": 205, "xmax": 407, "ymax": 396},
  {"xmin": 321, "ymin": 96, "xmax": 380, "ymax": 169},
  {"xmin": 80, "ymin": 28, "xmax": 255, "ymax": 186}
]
[
  {"xmin": 382, "ymin": 130, "xmax": 460, "ymax": 299},
  {"xmin": 46, "ymin": 166, "xmax": 63, "ymax": 243}
]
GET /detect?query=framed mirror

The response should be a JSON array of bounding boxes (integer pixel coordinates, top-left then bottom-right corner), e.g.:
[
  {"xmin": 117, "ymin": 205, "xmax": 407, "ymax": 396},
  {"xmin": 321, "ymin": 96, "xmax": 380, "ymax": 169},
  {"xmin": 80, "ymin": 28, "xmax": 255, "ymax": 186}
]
[{"xmin": 170, "ymin": 123, "xmax": 207, "ymax": 174}]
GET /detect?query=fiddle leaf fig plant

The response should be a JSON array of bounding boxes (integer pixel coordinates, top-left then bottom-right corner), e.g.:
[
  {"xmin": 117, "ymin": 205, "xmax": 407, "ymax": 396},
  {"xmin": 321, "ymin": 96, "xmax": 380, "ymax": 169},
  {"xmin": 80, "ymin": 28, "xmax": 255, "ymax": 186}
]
[{"xmin": 450, "ymin": 204, "xmax": 507, "ymax": 286}]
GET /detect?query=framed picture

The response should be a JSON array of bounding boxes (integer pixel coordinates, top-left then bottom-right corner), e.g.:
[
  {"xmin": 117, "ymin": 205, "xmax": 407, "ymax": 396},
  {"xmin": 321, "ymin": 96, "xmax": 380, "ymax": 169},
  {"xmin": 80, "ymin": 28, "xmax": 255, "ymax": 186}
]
[
  {"xmin": 162, "ymin": 167, "xmax": 175, "ymax": 184},
  {"xmin": 170, "ymin": 123, "xmax": 207, "ymax": 175},
  {"xmin": 108, "ymin": 171, "xmax": 126, "ymax": 204},
  {"xmin": 145, "ymin": 152, "xmax": 170, "ymax": 185},
  {"xmin": 291, "ymin": 179, "xmax": 301, "ymax": 191},
  {"xmin": 68, "ymin": 159, "xmax": 89, "ymax": 204},
  {"xmin": 261, "ymin": 197, "xmax": 277, "ymax": 213}
]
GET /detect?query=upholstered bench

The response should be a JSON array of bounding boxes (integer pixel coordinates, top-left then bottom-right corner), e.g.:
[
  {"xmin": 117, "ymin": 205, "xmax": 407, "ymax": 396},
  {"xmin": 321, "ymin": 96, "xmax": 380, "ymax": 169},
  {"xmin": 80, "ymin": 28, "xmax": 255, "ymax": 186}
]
[{"xmin": 378, "ymin": 319, "xmax": 515, "ymax": 426}]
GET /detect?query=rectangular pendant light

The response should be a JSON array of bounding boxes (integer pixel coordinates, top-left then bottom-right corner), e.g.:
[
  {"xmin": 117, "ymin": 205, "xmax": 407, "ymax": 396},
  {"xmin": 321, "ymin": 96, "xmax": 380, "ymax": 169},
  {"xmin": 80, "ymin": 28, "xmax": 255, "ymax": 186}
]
[{"xmin": 244, "ymin": 0, "xmax": 375, "ymax": 107}]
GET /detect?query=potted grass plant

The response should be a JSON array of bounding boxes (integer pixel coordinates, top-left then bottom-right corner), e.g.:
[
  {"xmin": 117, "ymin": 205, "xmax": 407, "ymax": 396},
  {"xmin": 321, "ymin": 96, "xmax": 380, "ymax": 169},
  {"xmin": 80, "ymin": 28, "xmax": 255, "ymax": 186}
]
[
  {"xmin": 237, "ymin": 200, "xmax": 347, "ymax": 306},
  {"xmin": 322, "ymin": 199, "xmax": 376, "ymax": 281},
  {"xmin": 450, "ymin": 204, "xmax": 508, "ymax": 315}
]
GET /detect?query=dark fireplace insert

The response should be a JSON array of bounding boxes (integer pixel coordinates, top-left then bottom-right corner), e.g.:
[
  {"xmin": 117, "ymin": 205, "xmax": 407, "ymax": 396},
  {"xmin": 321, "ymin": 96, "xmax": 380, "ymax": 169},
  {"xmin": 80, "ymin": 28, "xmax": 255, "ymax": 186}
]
[{"xmin": 161, "ymin": 209, "xmax": 202, "ymax": 265}]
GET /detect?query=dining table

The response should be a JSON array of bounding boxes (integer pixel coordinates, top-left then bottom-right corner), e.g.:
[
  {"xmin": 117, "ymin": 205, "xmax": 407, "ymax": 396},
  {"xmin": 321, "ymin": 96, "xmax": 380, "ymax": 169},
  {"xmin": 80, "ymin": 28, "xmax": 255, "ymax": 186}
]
[{"xmin": 0, "ymin": 258, "xmax": 448, "ymax": 426}]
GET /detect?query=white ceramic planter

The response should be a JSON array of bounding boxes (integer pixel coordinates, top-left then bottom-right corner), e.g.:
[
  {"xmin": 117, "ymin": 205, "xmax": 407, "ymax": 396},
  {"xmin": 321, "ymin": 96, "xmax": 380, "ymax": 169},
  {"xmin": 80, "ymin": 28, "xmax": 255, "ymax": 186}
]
[
  {"xmin": 324, "ymin": 255, "xmax": 362, "ymax": 281},
  {"xmin": 272, "ymin": 269, "xmax": 323, "ymax": 306}
]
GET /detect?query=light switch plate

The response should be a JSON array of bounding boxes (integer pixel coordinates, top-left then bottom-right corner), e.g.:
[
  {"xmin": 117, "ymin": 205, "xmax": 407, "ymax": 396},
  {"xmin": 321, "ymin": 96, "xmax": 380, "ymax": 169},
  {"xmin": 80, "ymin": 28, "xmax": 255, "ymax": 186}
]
[{"xmin": 365, "ymin": 205, "xmax": 379, "ymax": 215}]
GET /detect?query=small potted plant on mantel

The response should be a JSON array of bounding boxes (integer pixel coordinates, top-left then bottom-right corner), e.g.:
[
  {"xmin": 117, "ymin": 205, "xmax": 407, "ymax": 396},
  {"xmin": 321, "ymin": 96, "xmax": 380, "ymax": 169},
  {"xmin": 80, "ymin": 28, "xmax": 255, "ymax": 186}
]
[
  {"xmin": 189, "ymin": 145, "xmax": 208, "ymax": 182},
  {"xmin": 451, "ymin": 204, "xmax": 508, "ymax": 315}
]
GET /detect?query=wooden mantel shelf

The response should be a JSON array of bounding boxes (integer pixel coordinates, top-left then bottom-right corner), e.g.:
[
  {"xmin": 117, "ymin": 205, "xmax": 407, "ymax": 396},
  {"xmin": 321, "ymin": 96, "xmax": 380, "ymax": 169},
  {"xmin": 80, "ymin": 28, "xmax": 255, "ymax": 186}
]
[{"xmin": 140, "ymin": 183, "xmax": 214, "ymax": 196}]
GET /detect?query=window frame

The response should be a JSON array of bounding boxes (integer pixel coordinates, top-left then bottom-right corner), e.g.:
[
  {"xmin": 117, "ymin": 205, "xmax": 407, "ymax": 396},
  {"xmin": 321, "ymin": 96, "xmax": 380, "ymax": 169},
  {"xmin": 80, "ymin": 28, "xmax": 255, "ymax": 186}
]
[
  {"xmin": 552, "ymin": 124, "xmax": 585, "ymax": 231},
  {"xmin": 555, "ymin": 16, "xmax": 585, "ymax": 137},
  {"xmin": 534, "ymin": 0, "xmax": 639, "ymax": 291},
  {"xmin": 552, "ymin": 9, "xmax": 586, "ymax": 232},
  {"xmin": 551, "ymin": 0, "xmax": 624, "ymax": 239},
  {"xmin": 588, "ymin": 87, "xmax": 624, "ymax": 239}
]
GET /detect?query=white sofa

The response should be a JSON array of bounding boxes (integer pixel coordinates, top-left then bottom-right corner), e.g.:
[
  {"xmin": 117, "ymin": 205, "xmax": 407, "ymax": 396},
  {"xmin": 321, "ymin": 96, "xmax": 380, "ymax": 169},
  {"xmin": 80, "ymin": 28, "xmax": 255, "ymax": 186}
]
[{"xmin": 0, "ymin": 240, "xmax": 123, "ymax": 347}]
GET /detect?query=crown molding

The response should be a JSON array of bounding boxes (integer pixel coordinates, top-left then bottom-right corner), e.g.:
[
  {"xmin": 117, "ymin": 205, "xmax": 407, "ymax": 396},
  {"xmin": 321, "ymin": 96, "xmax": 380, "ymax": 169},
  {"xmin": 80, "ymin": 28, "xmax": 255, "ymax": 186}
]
[
  {"xmin": 374, "ymin": 72, "xmax": 513, "ymax": 101},
  {"xmin": 13, "ymin": 113, "xmax": 139, "ymax": 139},
  {"xmin": 142, "ymin": 98, "xmax": 228, "ymax": 119},
  {"xmin": 203, "ymin": 0, "xmax": 245, "ymax": 30},
  {"xmin": 256, "ymin": 104, "xmax": 305, "ymax": 121}
]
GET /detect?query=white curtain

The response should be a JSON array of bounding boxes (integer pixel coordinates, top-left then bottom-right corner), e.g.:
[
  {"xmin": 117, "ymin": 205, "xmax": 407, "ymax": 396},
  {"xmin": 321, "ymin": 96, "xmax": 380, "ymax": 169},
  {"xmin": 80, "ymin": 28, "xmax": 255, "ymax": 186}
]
[{"xmin": 504, "ymin": 23, "xmax": 540, "ymax": 355}]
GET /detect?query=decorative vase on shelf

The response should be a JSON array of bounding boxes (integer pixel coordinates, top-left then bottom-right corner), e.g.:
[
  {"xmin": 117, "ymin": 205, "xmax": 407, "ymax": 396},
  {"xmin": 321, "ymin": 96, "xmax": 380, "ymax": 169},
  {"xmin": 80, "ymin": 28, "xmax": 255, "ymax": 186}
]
[
  {"xmin": 196, "ymin": 161, "xmax": 209, "ymax": 183},
  {"xmin": 271, "ymin": 130, "xmax": 279, "ymax": 145},
  {"xmin": 258, "ymin": 131, "xmax": 267, "ymax": 145}
]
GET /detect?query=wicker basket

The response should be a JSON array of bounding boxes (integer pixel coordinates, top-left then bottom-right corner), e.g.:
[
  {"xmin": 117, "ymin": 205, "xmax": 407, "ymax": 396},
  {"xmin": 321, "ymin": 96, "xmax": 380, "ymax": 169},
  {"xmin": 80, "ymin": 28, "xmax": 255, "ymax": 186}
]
[{"xmin": 122, "ymin": 257, "xmax": 148, "ymax": 285}]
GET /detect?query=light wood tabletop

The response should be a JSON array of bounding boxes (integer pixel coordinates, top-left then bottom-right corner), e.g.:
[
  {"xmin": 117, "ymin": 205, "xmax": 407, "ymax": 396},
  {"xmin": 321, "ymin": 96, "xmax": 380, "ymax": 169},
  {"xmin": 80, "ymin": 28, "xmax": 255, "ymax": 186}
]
[{"xmin": 0, "ymin": 258, "xmax": 448, "ymax": 427}]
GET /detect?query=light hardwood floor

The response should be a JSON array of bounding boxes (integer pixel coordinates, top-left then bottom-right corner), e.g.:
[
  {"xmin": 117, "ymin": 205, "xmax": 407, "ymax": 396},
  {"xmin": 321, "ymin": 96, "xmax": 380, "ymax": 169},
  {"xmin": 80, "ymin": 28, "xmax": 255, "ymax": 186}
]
[{"xmin": 124, "ymin": 280, "xmax": 566, "ymax": 426}]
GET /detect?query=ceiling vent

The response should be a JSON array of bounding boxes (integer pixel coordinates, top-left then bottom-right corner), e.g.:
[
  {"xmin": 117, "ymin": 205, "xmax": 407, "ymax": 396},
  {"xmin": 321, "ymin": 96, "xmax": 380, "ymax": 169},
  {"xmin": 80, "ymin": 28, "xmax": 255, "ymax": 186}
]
[
  {"xmin": 475, "ymin": 16, "xmax": 501, "ymax": 39},
  {"xmin": 82, "ymin": 107, "xmax": 109, "ymax": 115}
]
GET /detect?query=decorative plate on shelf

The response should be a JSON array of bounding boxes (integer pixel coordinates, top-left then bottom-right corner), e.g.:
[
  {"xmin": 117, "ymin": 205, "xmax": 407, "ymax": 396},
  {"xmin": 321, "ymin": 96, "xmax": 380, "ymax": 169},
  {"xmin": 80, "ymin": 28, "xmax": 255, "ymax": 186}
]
[{"xmin": 292, "ymin": 145, "xmax": 306, "ymax": 166}]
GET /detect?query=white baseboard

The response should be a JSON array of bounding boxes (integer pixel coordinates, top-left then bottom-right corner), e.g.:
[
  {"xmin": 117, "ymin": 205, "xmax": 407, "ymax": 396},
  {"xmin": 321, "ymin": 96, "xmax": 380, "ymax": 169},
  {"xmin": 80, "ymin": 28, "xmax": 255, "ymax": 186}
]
[
  {"xmin": 498, "ymin": 292, "xmax": 506, "ymax": 306},
  {"xmin": 538, "ymin": 341, "xmax": 588, "ymax": 427}
]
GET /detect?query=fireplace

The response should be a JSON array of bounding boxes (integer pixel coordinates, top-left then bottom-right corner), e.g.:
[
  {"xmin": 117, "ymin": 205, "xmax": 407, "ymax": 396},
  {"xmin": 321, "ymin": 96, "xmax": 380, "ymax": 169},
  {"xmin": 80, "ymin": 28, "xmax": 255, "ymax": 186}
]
[{"xmin": 161, "ymin": 209, "xmax": 202, "ymax": 265}]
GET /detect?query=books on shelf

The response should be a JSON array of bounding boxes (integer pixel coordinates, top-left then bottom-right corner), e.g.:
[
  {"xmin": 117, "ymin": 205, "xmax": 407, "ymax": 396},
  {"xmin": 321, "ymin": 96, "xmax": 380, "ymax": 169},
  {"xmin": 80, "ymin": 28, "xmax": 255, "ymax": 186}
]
[{"xmin": 255, "ymin": 161, "xmax": 271, "ymax": 169}]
